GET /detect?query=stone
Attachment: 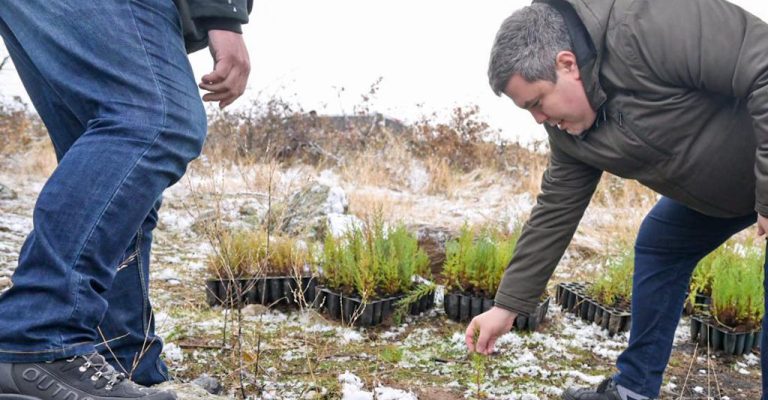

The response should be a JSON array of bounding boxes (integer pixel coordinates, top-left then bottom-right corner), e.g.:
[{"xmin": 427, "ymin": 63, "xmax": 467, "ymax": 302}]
[
  {"xmin": 157, "ymin": 381, "xmax": 226, "ymax": 399},
  {"xmin": 241, "ymin": 304, "xmax": 269, "ymax": 317},
  {"xmin": 409, "ymin": 224, "xmax": 454, "ymax": 279},
  {"xmin": 279, "ymin": 183, "xmax": 350, "ymax": 239},
  {"xmin": 191, "ymin": 374, "xmax": 223, "ymax": 395},
  {"xmin": 190, "ymin": 210, "xmax": 219, "ymax": 236},
  {"xmin": 0, "ymin": 183, "xmax": 17, "ymax": 200}
]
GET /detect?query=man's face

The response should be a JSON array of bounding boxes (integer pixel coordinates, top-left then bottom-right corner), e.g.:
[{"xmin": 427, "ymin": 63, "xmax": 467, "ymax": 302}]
[{"xmin": 503, "ymin": 51, "xmax": 596, "ymax": 135}]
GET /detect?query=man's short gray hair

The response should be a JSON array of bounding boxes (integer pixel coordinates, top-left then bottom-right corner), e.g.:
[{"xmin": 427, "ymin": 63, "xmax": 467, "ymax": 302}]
[{"xmin": 488, "ymin": 4, "xmax": 572, "ymax": 96}]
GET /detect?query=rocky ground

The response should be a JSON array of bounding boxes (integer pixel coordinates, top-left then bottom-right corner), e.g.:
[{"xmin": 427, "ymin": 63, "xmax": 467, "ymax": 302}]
[{"xmin": 0, "ymin": 164, "xmax": 763, "ymax": 399}]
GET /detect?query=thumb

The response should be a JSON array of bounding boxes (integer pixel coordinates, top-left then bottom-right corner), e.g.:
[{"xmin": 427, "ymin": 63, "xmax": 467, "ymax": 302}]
[
  {"xmin": 202, "ymin": 60, "xmax": 230, "ymax": 84},
  {"xmin": 475, "ymin": 327, "xmax": 493, "ymax": 355},
  {"xmin": 465, "ymin": 320, "xmax": 478, "ymax": 352},
  {"xmin": 759, "ymin": 224, "xmax": 765, "ymax": 236}
]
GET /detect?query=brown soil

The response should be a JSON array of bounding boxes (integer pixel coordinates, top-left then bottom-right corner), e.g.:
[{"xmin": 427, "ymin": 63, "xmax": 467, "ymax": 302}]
[{"xmin": 665, "ymin": 341, "xmax": 762, "ymax": 399}]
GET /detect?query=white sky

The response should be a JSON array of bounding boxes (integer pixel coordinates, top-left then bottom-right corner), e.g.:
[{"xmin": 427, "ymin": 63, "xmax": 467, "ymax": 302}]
[{"xmin": 1, "ymin": 0, "xmax": 767, "ymax": 144}]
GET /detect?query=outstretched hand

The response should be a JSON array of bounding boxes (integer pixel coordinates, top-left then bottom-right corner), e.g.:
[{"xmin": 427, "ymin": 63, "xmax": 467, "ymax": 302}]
[
  {"xmin": 465, "ymin": 306, "xmax": 517, "ymax": 355},
  {"xmin": 199, "ymin": 29, "xmax": 250, "ymax": 109}
]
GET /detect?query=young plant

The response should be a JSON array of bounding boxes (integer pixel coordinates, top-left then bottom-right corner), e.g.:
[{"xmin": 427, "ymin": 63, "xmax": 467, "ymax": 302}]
[
  {"xmin": 206, "ymin": 228, "xmax": 315, "ymax": 279},
  {"xmin": 685, "ymin": 245, "xmax": 723, "ymax": 310},
  {"xmin": 206, "ymin": 229, "xmax": 267, "ymax": 279},
  {"xmin": 442, "ymin": 224, "xmax": 520, "ymax": 298},
  {"xmin": 710, "ymin": 243, "xmax": 764, "ymax": 330},
  {"xmin": 587, "ymin": 249, "xmax": 634, "ymax": 307},
  {"xmin": 265, "ymin": 234, "xmax": 314, "ymax": 276},
  {"xmin": 321, "ymin": 217, "xmax": 429, "ymax": 301}
]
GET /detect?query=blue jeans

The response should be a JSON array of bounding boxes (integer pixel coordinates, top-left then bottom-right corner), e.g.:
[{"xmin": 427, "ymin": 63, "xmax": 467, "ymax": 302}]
[
  {"xmin": 0, "ymin": 0, "xmax": 206, "ymax": 386},
  {"xmin": 613, "ymin": 197, "xmax": 761, "ymax": 398}
]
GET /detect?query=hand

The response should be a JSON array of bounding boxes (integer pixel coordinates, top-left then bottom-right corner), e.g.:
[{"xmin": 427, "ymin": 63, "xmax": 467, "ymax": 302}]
[
  {"xmin": 464, "ymin": 306, "xmax": 517, "ymax": 355},
  {"xmin": 199, "ymin": 29, "xmax": 250, "ymax": 109},
  {"xmin": 758, "ymin": 214, "xmax": 768, "ymax": 237}
]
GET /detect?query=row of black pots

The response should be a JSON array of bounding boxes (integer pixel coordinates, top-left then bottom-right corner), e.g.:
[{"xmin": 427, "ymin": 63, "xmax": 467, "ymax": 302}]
[
  {"xmin": 683, "ymin": 292, "xmax": 711, "ymax": 315},
  {"xmin": 317, "ymin": 286, "xmax": 436, "ymax": 327},
  {"xmin": 205, "ymin": 276, "xmax": 317, "ymax": 308},
  {"xmin": 689, "ymin": 313, "xmax": 761, "ymax": 356},
  {"xmin": 555, "ymin": 282, "xmax": 631, "ymax": 336},
  {"xmin": 442, "ymin": 292, "xmax": 550, "ymax": 331}
]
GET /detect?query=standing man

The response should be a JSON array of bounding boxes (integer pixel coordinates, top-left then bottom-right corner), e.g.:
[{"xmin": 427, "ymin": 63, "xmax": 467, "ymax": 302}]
[
  {"xmin": 466, "ymin": 0, "xmax": 768, "ymax": 399},
  {"xmin": 0, "ymin": 0, "xmax": 251, "ymax": 399}
]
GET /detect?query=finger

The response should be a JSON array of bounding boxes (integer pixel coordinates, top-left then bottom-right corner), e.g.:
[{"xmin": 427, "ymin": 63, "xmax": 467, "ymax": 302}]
[
  {"xmin": 198, "ymin": 81, "xmax": 227, "ymax": 92},
  {"xmin": 476, "ymin": 329, "xmax": 492, "ymax": 355},
  {"xmin": 201, "ymin": 66, "xmax": 228, "ymax": 85},
  {"xmin": 485, "ymin": 337, "xmax": 498, "ymax": 355},
  {"xmin": 200, "ymin": 74, "xmax": 243, "ymax": 98},
  {"xmin": 202, "ymin": 91, "xmax": 233, "ymax": 103},
  {"xmin": 759, "ymin": 225, "xmax": 765, "ymax": 236},
  {"xmin": 218, "ymin": 99, "xmax": 234, "ymax": 109},
  {"xmin": 465, "ymin": 321, "xmax": 477, "ymax": 352}
]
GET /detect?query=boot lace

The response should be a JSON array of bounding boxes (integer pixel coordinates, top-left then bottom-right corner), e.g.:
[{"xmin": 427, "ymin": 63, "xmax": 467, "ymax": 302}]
[{"xmin": 67, "ymin": 352, "xmax": 126, "ymax": 391}]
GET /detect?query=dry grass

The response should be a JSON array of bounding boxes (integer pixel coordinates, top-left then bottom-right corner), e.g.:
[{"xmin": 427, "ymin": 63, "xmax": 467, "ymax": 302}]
[
  {"xmin": 16, "ymin": 140, "xmax": 56, "ymax": 176},
  {"xmin": 425, "ymin": 157, "xmax": 455, "ymax": 197},
  {"xmin": 346, "ymin": 189, "xmax": 416, "ymax": 222}
]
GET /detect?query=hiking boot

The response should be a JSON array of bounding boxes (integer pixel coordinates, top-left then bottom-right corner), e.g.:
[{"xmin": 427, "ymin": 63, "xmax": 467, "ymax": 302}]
[
  {"xmin": 563, "ymin": 377, "xmax": 653, "ymax": 400},
  {"xmin": 0, "ymin": 352, "xmax": 175, "ymax": 399}
]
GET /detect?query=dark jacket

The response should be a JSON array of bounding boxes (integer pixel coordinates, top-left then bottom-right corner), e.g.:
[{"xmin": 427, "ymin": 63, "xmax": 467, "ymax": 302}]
[
  {"xmin": 174, "ymin": 0, "xmax": 254, "ymax": 53},
  {"xmin": 495, "ymin": 0, "xmax": 768, "ymax": 315}
]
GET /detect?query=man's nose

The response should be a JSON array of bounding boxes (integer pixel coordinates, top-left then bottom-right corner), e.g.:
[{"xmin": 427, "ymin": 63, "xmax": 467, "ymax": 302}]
[{"xmin": 531, "ymin": 110, "xmax": 548, "ymax": 124}]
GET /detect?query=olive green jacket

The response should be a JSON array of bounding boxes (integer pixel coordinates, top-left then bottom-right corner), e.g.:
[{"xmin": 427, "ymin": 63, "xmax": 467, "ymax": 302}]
[
  {"xmin": 495, "ymin": 0, "xmax": 768, "ymax": 315},
  {"xmin": 174, "ymin": 0, "xmax": 253, "ymax": 53}
]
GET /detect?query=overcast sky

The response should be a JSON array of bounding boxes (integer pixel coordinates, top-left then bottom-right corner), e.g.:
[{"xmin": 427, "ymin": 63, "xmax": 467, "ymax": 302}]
[{"xmin": 1, "ymin": 0, "xmax": 767, "ymax": 144}]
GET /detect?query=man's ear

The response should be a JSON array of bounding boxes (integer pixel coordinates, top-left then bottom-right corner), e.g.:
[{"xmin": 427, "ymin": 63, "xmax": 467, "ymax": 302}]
[{"xmin": 555, "ymin": 51, "xmax": 580, "ymax": 78}]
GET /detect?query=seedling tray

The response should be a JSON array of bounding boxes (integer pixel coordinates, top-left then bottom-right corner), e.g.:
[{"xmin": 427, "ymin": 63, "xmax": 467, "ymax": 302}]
[
  {"xmin": 205, "ymin": 276, "xmax": 317, "ymax": 308},
  {"xmin": 683, "ymin": 292, "xmax": 711, "ymax": 315},
  {"xmin": 689, "ymin": 313, "xmax": 761, "ymax": 356},
  {"xmin": 316, "ymin": 286, "xmax": 436, "ymax": 327},
  {"xmin": 555, "ymin": 282, "xmax": 631, "ymax": 336},
  {"xmin": 443, "ymin": 291, "xmax": 550, "ymax": 331}
]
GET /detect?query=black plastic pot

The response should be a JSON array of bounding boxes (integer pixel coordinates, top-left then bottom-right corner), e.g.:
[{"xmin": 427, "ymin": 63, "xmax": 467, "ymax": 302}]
[
  {"xmin": 555, "ymin": 282, "xmax": 631, "ymax": 336},
  {"xmin": 689, "ymin": 313, "xmax": 760, "ymax": 356},
  {"xmin": 205, "ymin": 276, "xmax": 317, "ymax": 308},
  {"xmin": 318, "ymin": 287, "xmax": 436, "ymax": 327},
  {"xmin": 443, "ymin": 291, "xmax": 549, "ymax": 331},
  {"xmin": 683, "ymin": 292, "xmax": 711, "ymax": 315}
]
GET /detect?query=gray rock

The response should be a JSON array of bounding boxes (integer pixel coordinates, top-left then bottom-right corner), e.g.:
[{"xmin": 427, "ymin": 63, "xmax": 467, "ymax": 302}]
[
  {"xmin": 279, "ymin": 183, "xmax": 349, "ymax": 239},
  {"xmin": 190, "ymin": 210, "xmax": 218, "ymax": 236},
  {"xmin": 190, "ymin": 374, "xmax": 223, "ymax": 395},
  {"xmin": 0, "ymin": 183, "xmax": 17, "ymax": 200},
  {"xmin": 241, "ymin": 304, "xmax": 269, "ymax": 317},
  {"xmin": 410, "ymin": 224, "xmax": 454, "ymax": 279},
  {"xmin": 156, "ymin": 381, "xmax": 226, "ymax": 399}
]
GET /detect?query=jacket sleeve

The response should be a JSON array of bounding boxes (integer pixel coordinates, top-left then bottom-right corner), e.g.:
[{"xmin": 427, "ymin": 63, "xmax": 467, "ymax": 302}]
[
  {"xmin": 494, "ymin": 138, "xmax": 601, "ymax": 315},
  {"xmin": 616, "ymin": 0, "xmax": 768, "ymax": 216},
  {"xmin": 175, "ymin": 0, "xmax": 254, "ymax": 53}
]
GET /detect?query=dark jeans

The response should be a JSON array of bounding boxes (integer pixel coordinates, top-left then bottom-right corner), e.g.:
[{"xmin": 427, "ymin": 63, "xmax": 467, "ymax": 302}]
[
  {"xmin": 0, "ymin": 0, "xmax": 206, "ymax": 385},
  {"xmin": 613, "ymin": 197, "xmax": 761, "ymax": 398}
]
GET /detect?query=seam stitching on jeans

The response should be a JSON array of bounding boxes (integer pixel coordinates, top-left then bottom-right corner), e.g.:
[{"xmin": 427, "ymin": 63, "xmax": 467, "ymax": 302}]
[
  {"xmin": 0, "ymin": 341, "xmax": 93, "ymax": 354},
  {"xmin": 65, "ymin": 0, "xmax": 169, "ymax": 328}
]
